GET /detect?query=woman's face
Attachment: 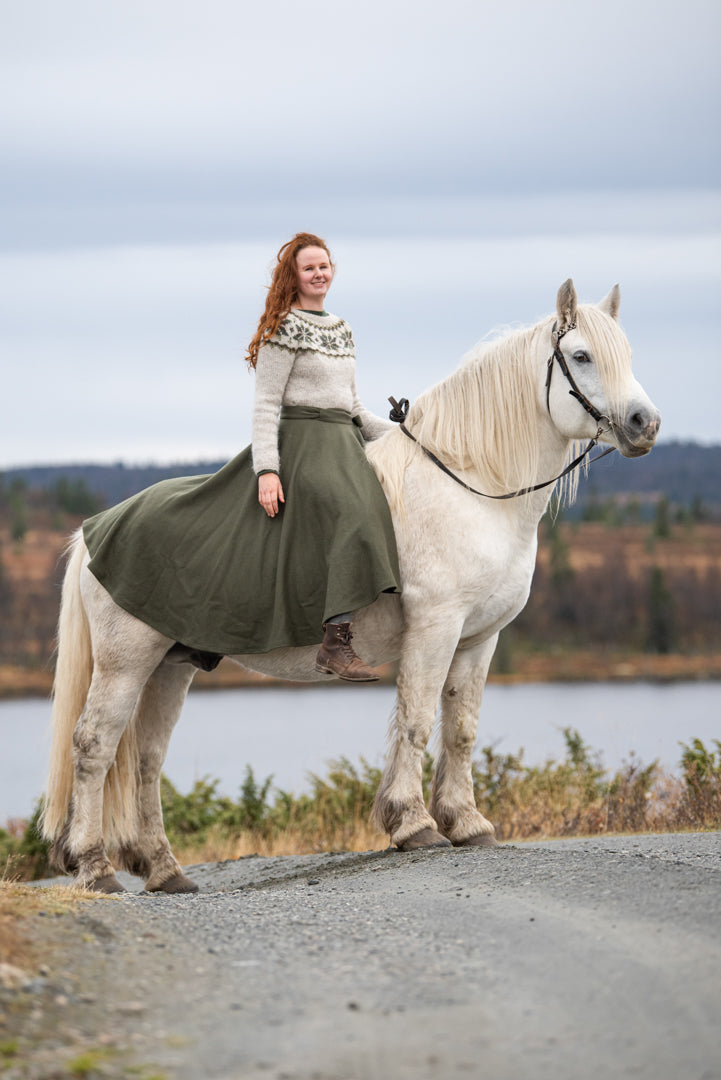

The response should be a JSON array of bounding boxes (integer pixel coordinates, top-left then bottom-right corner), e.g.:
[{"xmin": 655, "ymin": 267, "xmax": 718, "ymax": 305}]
[{"xmin": 295, "ymin": 246, "xmax": 333, "ymax": 309}]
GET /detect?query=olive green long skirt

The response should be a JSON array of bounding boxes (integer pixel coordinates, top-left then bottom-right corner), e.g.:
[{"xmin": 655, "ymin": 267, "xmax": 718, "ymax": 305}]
[{"xmin": 83, "ymin": 407, "xmax": 401, "ymax": 655}]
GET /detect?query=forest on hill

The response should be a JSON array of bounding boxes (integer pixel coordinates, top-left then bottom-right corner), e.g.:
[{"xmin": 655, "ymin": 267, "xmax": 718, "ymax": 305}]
[
  {"xmin": 3, "ymin": 439, "xmax": 721, "ymax": 518},
  {"xmin": 1, "ymin": 439, "xmax": 721, "ymax": 696}
]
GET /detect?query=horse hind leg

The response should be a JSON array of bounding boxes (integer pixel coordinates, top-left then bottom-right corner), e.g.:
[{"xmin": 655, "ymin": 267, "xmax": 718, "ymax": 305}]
[
  {"xmin": 429, "ymin": 638, "xmax": 498, "ymax": 847},
  {"xmin": 55, "ymin": 574, "xmax": 173, "ymax": 891},
  {"xmin": 59, "ymin": 660, "xmax": 163, "ymax": 891},
  {"xmin": 114, "ymin": 658, "xmax": 199, "ymax": 893}
]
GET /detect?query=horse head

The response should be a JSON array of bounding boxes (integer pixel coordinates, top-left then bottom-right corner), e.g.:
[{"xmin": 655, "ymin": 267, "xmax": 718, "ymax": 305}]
[{"xmin": 545, "ymin": 279, "xmax": 661, "ymax": 458}]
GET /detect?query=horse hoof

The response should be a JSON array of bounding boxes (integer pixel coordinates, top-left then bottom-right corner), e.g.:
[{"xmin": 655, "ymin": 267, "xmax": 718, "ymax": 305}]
[
  {"xmin": 89, "ymin": 874, "xmax": 126, "ymax": 894},
  {"xmin": 396, "ymin": 828, "xmax": 453, "ymax": 851},
  {"xmin": 146, "ymin": 873, "xmax": 200, "ymax": 895},
  {"xmin": 452, "ymin": 833, "xmax": 499, "ymax": 848}
]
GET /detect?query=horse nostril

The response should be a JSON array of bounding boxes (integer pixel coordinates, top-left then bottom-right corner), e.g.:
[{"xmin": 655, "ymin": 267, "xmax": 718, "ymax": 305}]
[{"xmin": 625, "ymin": 407, "xmax": 661, "ymax": 442}]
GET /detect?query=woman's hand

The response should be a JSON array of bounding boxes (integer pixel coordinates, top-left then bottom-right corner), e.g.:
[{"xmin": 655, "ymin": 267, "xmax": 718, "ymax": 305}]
[{"xmin": 258, "ymin": 473, "xmax": 285, "ymax": 518}]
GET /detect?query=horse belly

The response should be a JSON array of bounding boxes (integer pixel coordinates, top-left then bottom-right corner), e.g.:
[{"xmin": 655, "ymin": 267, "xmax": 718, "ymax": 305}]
[{"xmin": 229, "ymin": 592, "xmax": 403, "ymax": 680}]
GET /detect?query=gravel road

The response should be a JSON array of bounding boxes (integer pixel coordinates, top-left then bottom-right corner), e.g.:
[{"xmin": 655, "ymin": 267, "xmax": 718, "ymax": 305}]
[{"xmin": 4, "ymin": 832, "xmax": 721, "ymax": 1080}]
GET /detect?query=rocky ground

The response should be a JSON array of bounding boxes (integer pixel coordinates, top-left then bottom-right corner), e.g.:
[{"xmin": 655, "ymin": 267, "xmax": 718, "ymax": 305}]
[{"xmin": 2, "ymin": 832, "xmax": 720, "ymax": 1080}]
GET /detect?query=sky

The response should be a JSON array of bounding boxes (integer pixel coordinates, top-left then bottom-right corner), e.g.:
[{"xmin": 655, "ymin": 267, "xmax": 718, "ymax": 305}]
[{"xmin": 1, "ymin": 0, "xmax": 720, "ymax": 467}]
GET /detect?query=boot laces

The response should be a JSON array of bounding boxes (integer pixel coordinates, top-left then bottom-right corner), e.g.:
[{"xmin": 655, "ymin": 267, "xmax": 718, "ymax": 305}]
[{"xmin": 335, "ymin": 624, "xmax": 356, "ymax": 657}]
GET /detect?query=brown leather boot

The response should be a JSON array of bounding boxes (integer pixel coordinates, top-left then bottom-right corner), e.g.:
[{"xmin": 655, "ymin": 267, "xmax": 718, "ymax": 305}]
[{"xmin": 315, "ymin": 623, "xmax": 380, "ymax": 682}]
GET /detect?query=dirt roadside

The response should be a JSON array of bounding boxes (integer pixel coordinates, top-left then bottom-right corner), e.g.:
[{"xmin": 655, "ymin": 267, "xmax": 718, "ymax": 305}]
[{"xmin": 2, "ymin": 833, "xmax": 720, "ymax": 1080}]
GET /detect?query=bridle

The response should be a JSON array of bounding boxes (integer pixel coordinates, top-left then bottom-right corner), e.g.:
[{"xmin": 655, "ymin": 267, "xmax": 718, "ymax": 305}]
[
  {"xmin": 389, "ymin": 321, "xmax": 616, "ymax": 502},
  {"xmin": 545, "ymin": 320, "xmax": 612, "ymax": 427}
]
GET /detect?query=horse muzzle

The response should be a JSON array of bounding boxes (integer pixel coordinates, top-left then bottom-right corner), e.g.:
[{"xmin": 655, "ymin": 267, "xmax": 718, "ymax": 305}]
[{"xmin": 613, "ymin": 404, "xmax": 662, "ymax": 458}]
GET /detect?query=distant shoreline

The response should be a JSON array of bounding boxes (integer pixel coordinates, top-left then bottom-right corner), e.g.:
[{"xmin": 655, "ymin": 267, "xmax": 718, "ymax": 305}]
[{"xmin": 3, "ymin": 650, "xmax": 720, "ymax": 701}]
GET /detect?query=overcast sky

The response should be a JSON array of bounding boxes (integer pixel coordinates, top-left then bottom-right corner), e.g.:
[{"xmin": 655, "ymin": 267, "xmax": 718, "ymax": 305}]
[{"xmin": 2, "ymin": 0, "xmax": 720, "ymax": 466}]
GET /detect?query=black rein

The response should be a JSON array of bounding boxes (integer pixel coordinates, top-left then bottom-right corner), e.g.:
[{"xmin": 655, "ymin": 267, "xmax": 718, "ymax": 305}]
[{"xmin": 387, "ymin": 324, "xmax": 617, "ymax": 501}]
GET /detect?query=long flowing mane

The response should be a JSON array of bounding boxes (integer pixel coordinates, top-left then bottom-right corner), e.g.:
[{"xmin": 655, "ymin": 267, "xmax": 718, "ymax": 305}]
[{"xmin": 368, "ymin": 303, "xmax": 632, "ymax": 509}]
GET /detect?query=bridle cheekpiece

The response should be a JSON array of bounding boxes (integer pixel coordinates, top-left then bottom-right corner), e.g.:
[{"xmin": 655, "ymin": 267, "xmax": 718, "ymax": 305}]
[
  {"xmin": 388, "ymin": 319, "xmax": 617, "ymax": 501},
  {"xmin": 546, "ymin": 319, "xmax": 611, "ymax": 429}
]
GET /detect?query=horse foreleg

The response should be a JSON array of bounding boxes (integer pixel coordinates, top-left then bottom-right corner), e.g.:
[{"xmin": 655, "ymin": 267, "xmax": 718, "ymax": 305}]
[
  {"xmin": 116, "ymin": 660, "xmax": 199, "ymax": 893},
  {"xmin": 429, "ymin": 637, "xmax": 498, "ymax": 847},
  {"xmin": 372, "ymin": 616, "xmax": 463, "ymax": 850}
]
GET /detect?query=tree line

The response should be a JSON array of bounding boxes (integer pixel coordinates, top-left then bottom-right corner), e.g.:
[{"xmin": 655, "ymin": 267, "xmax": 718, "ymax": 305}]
[
  {"xmin": 4, "ymin": 439, "xmax": 721, "ymax": 515},
  {"xmin": 1, "ymin": 476, "xmax": 720, "ymax": 670}
]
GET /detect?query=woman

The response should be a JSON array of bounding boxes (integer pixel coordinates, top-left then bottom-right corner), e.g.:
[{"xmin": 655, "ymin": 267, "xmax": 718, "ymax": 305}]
[
  {"xmin": 82, "ymin": 233, "xmax": 400, "ymax": 681},
  {"xmin": 247, "ymin": 232, "xmax": 400, "ymax": 680}
]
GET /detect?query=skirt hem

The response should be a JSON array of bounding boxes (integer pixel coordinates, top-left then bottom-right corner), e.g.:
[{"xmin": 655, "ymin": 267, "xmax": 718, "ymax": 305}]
[{"xmin": 88, "ymin": 567, "xmax": 398, "ymax": 656}]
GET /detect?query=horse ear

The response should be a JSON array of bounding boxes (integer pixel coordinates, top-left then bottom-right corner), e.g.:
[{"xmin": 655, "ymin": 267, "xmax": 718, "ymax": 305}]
[
  {"xmin": 598, "ymin": 283, "xmax": 621, "ymax": 320},
  {"xmin": 556, "ymin": 279, "xmax": 577, "ymax": 328}
]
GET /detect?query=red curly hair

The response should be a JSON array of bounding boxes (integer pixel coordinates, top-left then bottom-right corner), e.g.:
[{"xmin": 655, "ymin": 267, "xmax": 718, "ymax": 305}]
[{"xmin": 246, "ymin": 232, "xmax": 334, "ymax": 369}]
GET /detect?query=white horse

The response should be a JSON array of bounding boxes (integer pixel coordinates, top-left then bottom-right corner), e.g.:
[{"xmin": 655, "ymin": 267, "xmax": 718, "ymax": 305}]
[{"xmin": 42, "ymin": 280, "xmax": 660, "ymax": 893}]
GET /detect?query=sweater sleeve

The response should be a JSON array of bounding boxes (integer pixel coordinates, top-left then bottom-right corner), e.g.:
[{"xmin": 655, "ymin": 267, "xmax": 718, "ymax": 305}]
[
  {"xmin": 252, "ymin": 342, "xmax": 295, "ymax": 474},
  {"xmin": 351, "ymin": 371, "xmax": 395, "ymax": 441}
]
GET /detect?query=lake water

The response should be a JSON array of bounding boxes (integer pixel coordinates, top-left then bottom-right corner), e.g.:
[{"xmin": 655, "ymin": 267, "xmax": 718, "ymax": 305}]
[{"xmin": 1, "ymin": 682, "xmax": 719, "ymax": 823}]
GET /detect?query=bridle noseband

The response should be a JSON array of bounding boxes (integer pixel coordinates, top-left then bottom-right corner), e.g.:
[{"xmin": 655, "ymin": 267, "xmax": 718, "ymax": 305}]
[{"xmin": 389, "ymin": 321, "xmax": 616, "ymax": 501}]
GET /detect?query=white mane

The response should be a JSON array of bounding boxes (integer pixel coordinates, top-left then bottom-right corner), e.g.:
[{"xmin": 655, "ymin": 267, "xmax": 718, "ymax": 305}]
[{"xmin": 368, "ymin": 303, "xmax": 633, "ymax": 511}]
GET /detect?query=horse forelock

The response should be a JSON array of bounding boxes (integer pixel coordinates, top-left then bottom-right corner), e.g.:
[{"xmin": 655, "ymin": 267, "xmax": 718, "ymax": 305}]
[
  {"xmin": 551, "ymin": 305, "xmax": 634, "ymax": 507},
  {"xmin": 573, "ymin": 304, "xmax": 633, "ymax": 419}
]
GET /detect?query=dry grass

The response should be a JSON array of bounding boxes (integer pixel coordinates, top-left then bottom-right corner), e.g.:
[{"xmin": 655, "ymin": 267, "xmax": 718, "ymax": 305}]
[
  {"xmin": 166, "ymin": 741, "xmax": 721, "ymax": 864},
  {"xmin": 168, "ymin": 786, "xmax": 720, "ymax": 867},
  {"xmin": 0, "ymin": 879, "xmax": 103, "ymax": 982},
  {"xmin": 173, "ymin": 820, "xmax": 388, "ymax": 865},
  {"xmin": 470, "ymin": 734, "xmax": 721, "ymax": 844},
  {"xmin": 489, "ymin": 769, "xmax": 676, "ymax": 842},
  {"xmin": 3, "ymin": 740, "xmax": 719, "ymax": 889}
]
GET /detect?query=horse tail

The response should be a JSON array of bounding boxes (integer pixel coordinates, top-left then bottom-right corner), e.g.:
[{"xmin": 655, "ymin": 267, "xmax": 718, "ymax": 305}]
[{"xmin": 41, "ymin": 530, "xmax": 94, "ymax": 841}]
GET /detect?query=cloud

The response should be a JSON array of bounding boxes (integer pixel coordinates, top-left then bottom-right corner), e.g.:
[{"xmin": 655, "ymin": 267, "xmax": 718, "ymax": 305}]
[
  {"xmin": 4, "ymin": 187, "xmax": 721, "ymax": 252},
  {"xmin": 2, "ymin": 219, "xmax": 719, "ymax": 466},
  {"xmin": 1, "ymin": 2, "xmax": 718, "ymax": 465},
  {"xmin": 1, "ymin": 0, "xmax": 719, "ymax": 227}
]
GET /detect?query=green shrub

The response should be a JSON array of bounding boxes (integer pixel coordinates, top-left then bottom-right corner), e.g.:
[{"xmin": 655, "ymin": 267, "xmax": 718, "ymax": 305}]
[
  {"xmin": 678, "ymin": 738, "xmax": 721, "ymax": 827},
  {"xmin": 5, "ymin": 738, "xmax": 721, "ymax": 881},
  {"xmin": 0, "ymin": 801, "xmax": 52, "ymax": 881}
]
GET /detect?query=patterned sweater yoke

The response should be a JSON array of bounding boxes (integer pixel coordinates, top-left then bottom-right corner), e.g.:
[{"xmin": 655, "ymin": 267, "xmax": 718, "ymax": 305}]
[
  {"xmin": 273, "ymin": 310, "xmax": 356, "ymax": 356},
  {"xmin": 251, "ymin": 308, "xmax": 393, "ymax": 475}
]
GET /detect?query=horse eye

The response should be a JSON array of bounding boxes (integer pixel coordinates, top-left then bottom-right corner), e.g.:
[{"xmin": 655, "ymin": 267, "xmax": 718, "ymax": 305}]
[{"xmin": 572, "ymin": 350, "xmax": 591, "ymax": 363}]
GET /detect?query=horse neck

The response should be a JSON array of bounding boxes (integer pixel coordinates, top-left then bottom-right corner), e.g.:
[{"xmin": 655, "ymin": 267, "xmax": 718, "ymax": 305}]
[
  {"xmin": 421, "ymin": 323, "xmax": 572, "ymax": 510},
  {"xmin": 517, "ymin": 331, "xmax": 578, "ymax": 525},
  {"xmin": 521, "ymin": 417, "xmax": 574, "ymax": 525}
]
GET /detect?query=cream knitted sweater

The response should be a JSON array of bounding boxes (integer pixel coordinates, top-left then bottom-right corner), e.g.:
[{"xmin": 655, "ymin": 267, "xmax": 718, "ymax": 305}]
[{"xmin": 251, "ymin": 308, "xmax": 394, "ymax": 475}]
